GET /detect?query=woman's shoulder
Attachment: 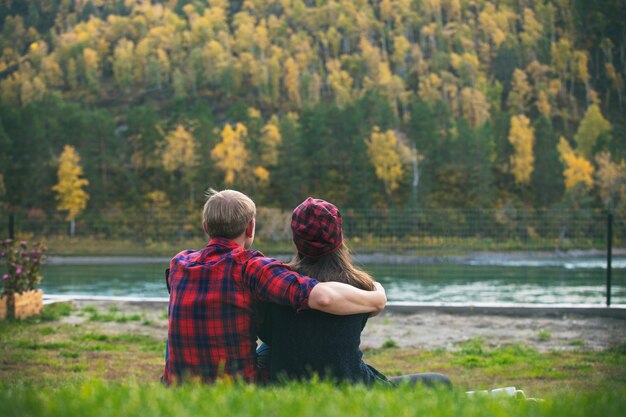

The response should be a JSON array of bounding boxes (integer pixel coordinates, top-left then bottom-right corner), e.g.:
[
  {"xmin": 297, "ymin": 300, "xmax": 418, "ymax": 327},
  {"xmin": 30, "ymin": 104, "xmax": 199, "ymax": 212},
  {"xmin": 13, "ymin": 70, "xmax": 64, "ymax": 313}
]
[{"xmin": 269, "ymin": 303, "xmax": 369, "ymax": 325}]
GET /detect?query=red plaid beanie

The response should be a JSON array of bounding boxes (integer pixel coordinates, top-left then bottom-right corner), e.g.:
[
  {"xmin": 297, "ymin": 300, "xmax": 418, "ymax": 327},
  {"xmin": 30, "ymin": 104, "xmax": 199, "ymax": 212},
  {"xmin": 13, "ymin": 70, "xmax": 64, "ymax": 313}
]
[{"xmin": 291, "ymin": 197, "xmax": 343, "ymax": 258}]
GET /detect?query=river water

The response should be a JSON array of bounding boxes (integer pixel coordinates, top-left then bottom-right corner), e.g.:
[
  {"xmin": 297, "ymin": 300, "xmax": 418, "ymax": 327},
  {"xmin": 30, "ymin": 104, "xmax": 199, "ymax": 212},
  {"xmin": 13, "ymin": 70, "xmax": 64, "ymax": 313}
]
[{"xmin": 40, "ymin": 256, "xmax": 626, "ymax": 305}]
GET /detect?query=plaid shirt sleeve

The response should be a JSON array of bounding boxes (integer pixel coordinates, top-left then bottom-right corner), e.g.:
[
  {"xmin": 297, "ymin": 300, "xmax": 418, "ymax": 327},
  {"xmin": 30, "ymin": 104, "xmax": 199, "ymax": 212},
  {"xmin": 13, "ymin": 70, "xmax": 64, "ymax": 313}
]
[{"xmin": 243, "ymin": 256, "xmax": 318, "ymax": 311}]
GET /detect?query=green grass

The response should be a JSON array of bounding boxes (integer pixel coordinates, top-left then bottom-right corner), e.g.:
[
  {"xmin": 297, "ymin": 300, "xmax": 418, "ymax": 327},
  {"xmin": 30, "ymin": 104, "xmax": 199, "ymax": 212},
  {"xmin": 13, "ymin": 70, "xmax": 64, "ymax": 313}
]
[
  {"xmin": 81, "ymin": 306, "xmax": 148, "ymax": 324},
  {"xmin": 0, "ymin": 303, "xmax": 165, "ymax": 383},
  {"xmin": 1, "ymin": 304, "xmax": 625, "ymax": 417},
  {"xmin": 2, "ymin": 305, "xmax": 625, "ymax": 395},
  {"xmin": 42, "ymin": 236, "xmax": 208, "ymax": 256},
  {"xmin": 41, "ymin": 235, "xmax": 609, "ymax": 257},
  {"xmin": 537, "ymin": 329, "xmax": 553, "ymax": 341},
  {"xmin": 382, "ymin": 339, "xmax": 398, "ymax": 349},
  {"xmin": 0, "ymin": 380, "xmax": 625, "ymax": 417},
  {"xmin": 365, "ymin": 338, "xmax": 626, "ymax": 394}
]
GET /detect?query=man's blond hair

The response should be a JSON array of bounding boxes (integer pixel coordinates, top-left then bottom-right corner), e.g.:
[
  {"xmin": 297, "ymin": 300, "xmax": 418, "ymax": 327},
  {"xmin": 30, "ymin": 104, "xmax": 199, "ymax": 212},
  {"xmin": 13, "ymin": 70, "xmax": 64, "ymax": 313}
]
[{"xmin": 202, "ymin": 189, "xmax": 256, "ymax": 239}]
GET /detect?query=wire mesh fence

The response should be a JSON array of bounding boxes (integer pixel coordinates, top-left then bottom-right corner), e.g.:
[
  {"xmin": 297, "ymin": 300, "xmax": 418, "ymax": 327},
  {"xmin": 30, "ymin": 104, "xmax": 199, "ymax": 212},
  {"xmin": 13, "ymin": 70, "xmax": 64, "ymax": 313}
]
[
  {"xmin": 1, "ymin": 207, "xmax": 623, "ymax": 304},
  {"xmin": 1, "ymin": 207, "xmax": 622, "ymax": 254}
]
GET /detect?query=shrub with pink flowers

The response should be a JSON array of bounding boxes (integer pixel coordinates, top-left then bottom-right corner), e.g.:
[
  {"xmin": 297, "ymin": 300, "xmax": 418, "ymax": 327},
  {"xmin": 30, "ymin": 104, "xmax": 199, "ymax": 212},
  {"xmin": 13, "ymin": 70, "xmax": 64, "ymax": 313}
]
[{"xmin": 1, "ymin": 239, "xmax": 47, "ymax": 296}]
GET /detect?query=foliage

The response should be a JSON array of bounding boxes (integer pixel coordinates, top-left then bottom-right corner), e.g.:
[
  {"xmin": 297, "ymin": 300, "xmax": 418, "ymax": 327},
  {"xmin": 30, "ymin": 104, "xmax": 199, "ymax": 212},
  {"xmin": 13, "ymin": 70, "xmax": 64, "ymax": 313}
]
[
  {"xmin": 211, "ymin": 123, "xmax": 249, "ymax": 186},
  {"xmin": 574, "ymin": 105, "xmax": 612, "ymax": 159},
  {"xmin": 0, "ymin": 0, "xmax": 624, "ymax": 215},
  {"xmin": 366, "ymin": 127, "xmax": 411, "ymax": 195},
  {"xmin": 161, "ymin": 125, "xmax": 198, "ymax": 174},
  {"xmin": 0, "ymin": 239, "xmax": 46, "ymax": 295},
  {"xmin": 51, "ymin": 145, "xmax": 89, "ymax": 222},
  {"xmin": 594, "ymin": 152, "xmax": 626, "ymax": 211},
  {"xmin": 557, "ymin": 138, "xmax": 595, "ymax": 191},
  {"xmin": 507, "ymin": 69, "xmax": 532, "ymax": 114},
  {"xmin": 508, "ymin": 115, "xmax": 535, "ymax": 185}
]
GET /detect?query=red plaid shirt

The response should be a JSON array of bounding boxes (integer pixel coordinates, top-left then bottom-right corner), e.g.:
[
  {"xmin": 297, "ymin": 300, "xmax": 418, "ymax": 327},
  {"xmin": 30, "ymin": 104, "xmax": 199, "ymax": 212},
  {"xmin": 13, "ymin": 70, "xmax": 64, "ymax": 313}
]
[{"xmin": 162, "ymin": 237, "xmax": 318, "ymax": 384}]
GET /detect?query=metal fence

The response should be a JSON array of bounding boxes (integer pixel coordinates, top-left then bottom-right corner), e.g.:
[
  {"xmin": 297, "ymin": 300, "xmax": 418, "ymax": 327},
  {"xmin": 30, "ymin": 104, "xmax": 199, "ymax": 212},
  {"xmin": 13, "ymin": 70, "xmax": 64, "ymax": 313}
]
[
  {"xmin": 1, "ymin": 207, "xmax": 623, "ymax": 252},
  {"xmin": 1, "ymin": 207, "xmax": 623, "ymax": 305}
]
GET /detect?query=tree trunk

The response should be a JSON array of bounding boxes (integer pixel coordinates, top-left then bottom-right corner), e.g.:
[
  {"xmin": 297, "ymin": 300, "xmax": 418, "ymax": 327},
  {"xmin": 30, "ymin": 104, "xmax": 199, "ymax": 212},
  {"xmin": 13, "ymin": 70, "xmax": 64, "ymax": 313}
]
[{"xmin": 411, "ymin": 143, "xmax": 420, "ymax": 208}]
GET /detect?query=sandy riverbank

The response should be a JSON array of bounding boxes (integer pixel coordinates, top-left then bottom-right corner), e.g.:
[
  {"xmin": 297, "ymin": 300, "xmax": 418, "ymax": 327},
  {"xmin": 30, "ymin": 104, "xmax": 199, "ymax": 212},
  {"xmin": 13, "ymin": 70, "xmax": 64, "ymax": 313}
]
[{"xmin": 58, "ymin": 299, "xmax": 626, "ymax": 353}]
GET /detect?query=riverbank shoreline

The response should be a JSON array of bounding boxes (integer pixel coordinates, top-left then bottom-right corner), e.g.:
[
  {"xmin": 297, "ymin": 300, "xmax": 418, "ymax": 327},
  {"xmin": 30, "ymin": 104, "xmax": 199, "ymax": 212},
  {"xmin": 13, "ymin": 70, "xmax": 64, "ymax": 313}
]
[
  {"xmin": 45, "ymin": 248, "xmax": 626, "ymax": 266},
  {"xmin": 44, "ymin": 295, "xmax": 626, "ymax": 318}
]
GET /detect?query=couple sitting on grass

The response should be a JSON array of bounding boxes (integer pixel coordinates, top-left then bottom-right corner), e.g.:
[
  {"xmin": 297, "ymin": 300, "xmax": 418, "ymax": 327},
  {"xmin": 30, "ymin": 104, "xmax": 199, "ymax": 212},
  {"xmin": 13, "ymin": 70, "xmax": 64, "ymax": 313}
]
[{"xmin": 162, "ymin": 188, "xmax": 450, "ymax": 388}]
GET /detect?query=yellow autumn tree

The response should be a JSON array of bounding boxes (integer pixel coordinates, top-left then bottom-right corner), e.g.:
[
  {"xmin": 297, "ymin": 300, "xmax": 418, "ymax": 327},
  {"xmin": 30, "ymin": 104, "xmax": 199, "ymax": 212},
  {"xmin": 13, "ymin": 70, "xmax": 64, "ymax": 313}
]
[
  {"xmin": 52, "ymin": 145, "xmax": 89, "ymax": 237},
  {"xmin": 450, "ymin": 53, "xmax": 480, "ymax": 86},
  {"xmin": 113, "ymin": 39, "xmax": 135, "ymax": 88},
  {"xmin": 41, "ymin": 55, "xmax": 63, "ymax": 88},
  {"xmin": 327, "ymin": 59, "xmax": 354, "ymax": 108},
  {"xmin": 82, "ymin": 47, "xmax": 100, "ymax": 90},
  {"xmin": 521, "ymin": 7, "xmax": 543, "ymax": 47},
  {"xmin": 573, "ymin": 50, "xmax": 590, "ymax": 93},
  {"xmin": 478, "ymin": 3, "xmax": 507, "ymax": 49},
  {"xmin": 162, "ymin": 124, "xmax": 199, "ymax": 203},
  {"xmin": 508, "ymin": 115, "xmax": 535, "ymax": 185},
  {"xmin": 536, "ymin": 90, "xmax": 551, "ymax": 118},
  {"xmin": 259, "ymin": 116, "xmax": 282, "ymax": 167},
  {"xmin": 212, "ymin": 123, "xmax": 250, "ymax": 185},
  {"xmin": 461, "ymin": 87, "xmax": 490, "ymax": 128},
  {"xmin": 365, "ymin": 127, "xmax": 410, "ymax": 195},
  {"xmin": 391, "ymin": 35, "xmax": 411, "ymax": 74},
  {"xmin": 253, "ymin": 166, "xmax": 270, "ymax": 187},
  {"xmin": 507, "ymin": 69, "xmax": 532, "ymax": 114},
  {"xmin": 442, "ymin": 0, "xmax": 461, "ymax": 21},
  {"xmin": 418, "ymin": 73, "xmax": 442, "ymax": 105},
  {"xmin": 284, "ymin": 57, "xmax": 301, "ymax": 108},
  {"xmin": 162, "ymin": 125, "xmax": 199, "ymax": 174},
  {"xmin": 557, "ymin": 137, "xmax": 594, "ymax": 191},
  {"xmin": 595, "ymin": 152, "xmax": 626, "ymax": 210}
]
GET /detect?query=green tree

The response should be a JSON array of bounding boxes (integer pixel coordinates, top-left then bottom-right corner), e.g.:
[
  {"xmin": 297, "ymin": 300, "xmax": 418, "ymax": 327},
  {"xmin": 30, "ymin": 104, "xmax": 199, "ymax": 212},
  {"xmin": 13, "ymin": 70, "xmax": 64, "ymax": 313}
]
[
  {"xmin": 407, "ymin": 98, "xmax": 441, "ymax": 205},
  {"xmin": 270, "ymin": 112, "xmax": 305, "ymax": 209},
  {"xmin": 573, "ymin": 104, "xmax": 611, "ymax": 159},
  {"xmin": 531, "ymin": 117, "xmax": 563, "ymax": 207}
]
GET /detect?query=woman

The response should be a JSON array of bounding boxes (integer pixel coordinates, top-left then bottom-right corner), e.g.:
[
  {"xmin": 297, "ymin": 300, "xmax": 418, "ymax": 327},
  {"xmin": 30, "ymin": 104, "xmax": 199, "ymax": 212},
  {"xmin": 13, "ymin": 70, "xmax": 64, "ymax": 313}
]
[{"xmin": 257, "ymin": 197, "xmax": 451, "ymax": 387}]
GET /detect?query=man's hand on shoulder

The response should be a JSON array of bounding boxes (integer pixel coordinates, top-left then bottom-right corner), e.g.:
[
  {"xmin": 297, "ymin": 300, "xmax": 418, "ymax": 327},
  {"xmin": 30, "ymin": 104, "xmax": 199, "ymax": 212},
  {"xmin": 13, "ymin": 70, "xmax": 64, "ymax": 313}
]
[{"xmin": 369, "ymin": 282, "xmax": 386, "ymax": 317}]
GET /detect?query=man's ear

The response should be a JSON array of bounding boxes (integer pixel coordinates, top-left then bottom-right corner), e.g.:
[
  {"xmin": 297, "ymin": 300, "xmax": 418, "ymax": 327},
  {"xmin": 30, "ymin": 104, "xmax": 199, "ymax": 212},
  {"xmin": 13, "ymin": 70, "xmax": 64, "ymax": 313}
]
[{"xmin": 245, "ymin": 218, "xmax": 255, "ymax": 238}]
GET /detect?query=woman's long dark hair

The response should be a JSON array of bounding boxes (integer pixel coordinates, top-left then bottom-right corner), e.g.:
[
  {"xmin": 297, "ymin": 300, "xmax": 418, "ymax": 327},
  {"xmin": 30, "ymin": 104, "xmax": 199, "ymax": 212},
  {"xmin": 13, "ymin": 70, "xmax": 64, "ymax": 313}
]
[{"xmin": 288, "ymin": 243, "xmax": 375, "ymax": 291}]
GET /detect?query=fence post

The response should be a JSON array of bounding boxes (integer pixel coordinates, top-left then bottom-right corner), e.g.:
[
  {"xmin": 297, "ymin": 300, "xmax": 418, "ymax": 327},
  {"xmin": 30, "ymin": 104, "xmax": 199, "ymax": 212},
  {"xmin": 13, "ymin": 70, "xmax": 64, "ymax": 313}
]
[
  {"xmin": 8, "ymin": 212, "xmax": 14, "ymax": 239},
  {"xmin": 606, "ymin": 211, "xmax": 613, "ymax": 307}
]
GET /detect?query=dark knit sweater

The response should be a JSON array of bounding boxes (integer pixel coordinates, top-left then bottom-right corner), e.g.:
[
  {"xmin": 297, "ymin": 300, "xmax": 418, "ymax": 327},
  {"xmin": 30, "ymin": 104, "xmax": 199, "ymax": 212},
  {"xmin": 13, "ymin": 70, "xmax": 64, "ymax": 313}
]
[{"xmin": 258, "ymin": 304, "xmax": 388, "ymax": 384}]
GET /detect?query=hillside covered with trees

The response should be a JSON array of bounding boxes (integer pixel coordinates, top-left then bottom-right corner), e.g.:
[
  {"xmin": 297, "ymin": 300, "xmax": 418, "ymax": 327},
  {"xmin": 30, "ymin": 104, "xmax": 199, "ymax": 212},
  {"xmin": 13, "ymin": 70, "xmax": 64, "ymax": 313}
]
[{"xmin": 0, "ymin": 0, "xmax": 625, "ymax": 221}]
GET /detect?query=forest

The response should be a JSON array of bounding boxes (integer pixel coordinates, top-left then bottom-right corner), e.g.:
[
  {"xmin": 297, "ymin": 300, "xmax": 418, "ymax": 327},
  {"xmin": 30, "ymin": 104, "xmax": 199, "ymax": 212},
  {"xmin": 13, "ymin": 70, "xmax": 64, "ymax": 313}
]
[{"xmin": 0, "ymin": 0, "xmax": 625, "ymax": 225}]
